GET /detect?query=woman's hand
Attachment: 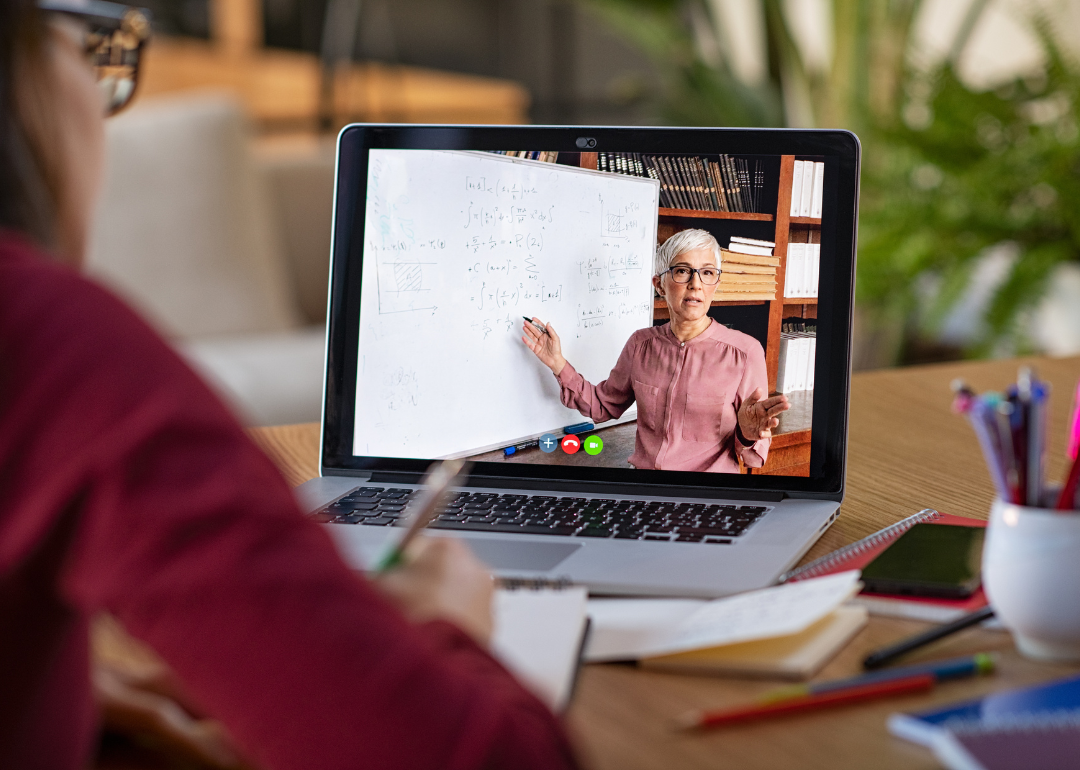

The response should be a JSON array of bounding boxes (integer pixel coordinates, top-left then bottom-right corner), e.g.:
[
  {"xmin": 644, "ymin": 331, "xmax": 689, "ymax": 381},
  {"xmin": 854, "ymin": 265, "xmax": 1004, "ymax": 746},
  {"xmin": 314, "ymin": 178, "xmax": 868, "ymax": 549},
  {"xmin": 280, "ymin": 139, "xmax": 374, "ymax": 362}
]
[
  {"xmin": 373, "ymin": 537, "xmax": 495, "ymax": 646},
  {"xmin": 521, "ymin": 317, "xmax": 567, "ymax": 376},
  {"xmin": 737, "ymin": 388, "xmax": 791, "ymax": 442}
]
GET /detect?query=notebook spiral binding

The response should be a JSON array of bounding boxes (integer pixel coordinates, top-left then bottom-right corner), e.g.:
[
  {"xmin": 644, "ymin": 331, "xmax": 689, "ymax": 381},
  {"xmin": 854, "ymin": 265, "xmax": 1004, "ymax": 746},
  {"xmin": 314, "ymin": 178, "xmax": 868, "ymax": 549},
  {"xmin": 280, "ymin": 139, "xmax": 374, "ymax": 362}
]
[
  {"xmin": 778, "ymin": 508, "xmax": 941, "ymax": 584},
  {"xmin": 951, "ymin": 709, "xmax": 1080, "ymax": 735},
  {"xmin": 497, "ymin": 576, "xmax": 575, "ymax": 591}
]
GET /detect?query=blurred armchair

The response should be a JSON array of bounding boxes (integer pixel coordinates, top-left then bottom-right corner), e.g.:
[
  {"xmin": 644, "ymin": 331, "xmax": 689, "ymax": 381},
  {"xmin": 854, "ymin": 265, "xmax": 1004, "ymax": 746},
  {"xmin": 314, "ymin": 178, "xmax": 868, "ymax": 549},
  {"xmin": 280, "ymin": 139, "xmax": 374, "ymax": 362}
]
[{"xmin": 87, "ymin": 92, "xmax": 334, "ymax": 426}]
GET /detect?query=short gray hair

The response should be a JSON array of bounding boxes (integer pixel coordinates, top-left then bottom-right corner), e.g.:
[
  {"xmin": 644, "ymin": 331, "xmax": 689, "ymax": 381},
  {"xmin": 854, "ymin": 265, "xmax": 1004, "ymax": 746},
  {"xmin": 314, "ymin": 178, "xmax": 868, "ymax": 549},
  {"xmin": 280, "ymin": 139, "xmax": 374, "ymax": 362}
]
[{"xmin": 654, "ymin": 229, "xmax": 721, "ymax": 277}]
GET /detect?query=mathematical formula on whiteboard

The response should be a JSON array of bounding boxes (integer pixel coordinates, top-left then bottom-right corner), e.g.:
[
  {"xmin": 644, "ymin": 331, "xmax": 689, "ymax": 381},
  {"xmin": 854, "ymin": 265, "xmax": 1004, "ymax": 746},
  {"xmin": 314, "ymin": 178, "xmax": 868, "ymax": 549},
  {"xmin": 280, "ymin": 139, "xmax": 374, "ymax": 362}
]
[{"xmin": 354, "ymin": 150, "xmax": 659, "ymax": 459}]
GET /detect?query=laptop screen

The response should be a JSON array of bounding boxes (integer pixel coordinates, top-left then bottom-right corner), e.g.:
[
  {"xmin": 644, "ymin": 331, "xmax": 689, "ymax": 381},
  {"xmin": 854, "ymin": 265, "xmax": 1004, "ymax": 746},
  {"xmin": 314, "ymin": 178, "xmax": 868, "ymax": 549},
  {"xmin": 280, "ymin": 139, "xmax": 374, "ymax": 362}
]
[{"xmin": 325, "ymin": 129, "xmax": 858, "ymax": 498}]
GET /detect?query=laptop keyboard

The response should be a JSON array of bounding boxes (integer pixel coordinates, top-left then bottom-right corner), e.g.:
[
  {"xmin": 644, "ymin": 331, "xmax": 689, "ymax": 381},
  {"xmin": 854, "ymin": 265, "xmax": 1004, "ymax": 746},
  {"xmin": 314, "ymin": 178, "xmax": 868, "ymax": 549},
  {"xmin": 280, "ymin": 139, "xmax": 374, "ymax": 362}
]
[{"xmin": 315, "ymin": 487, "xmax": 769, "ymax": 544}]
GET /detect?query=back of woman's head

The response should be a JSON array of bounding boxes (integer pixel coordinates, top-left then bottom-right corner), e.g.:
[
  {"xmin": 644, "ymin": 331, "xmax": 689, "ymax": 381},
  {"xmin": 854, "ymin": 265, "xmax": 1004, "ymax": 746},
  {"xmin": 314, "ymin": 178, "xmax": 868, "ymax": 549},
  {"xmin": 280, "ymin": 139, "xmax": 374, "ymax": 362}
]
[{"xmin": 0, "ymin": 0, "xmax": 59, "ymax": 248}]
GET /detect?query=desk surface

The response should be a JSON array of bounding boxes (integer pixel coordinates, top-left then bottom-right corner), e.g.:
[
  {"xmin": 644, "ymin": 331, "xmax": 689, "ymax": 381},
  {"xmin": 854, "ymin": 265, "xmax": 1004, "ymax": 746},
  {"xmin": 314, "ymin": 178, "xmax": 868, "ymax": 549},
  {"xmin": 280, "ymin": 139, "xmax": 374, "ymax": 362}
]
[{"xmin": 249, "ymin": 355, "xmax": 1080, "ymax": 770}]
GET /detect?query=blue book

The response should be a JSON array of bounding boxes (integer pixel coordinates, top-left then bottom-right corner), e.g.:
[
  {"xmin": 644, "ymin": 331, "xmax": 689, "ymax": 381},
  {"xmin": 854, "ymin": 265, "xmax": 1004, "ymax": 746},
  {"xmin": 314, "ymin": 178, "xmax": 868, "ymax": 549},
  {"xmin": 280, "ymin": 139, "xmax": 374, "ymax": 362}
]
[{"xmin": 888, "ymin": 674, "xmax": 1080, "ymax": 747}]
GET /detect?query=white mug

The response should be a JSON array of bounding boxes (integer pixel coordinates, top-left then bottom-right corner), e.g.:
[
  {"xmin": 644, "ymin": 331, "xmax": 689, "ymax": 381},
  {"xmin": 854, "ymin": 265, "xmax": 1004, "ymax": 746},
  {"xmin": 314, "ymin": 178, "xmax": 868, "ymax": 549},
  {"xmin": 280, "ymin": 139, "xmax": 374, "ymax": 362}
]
[{"xmin": 984, "ymin": 497, "xmax": 1080, "ymax": 662}]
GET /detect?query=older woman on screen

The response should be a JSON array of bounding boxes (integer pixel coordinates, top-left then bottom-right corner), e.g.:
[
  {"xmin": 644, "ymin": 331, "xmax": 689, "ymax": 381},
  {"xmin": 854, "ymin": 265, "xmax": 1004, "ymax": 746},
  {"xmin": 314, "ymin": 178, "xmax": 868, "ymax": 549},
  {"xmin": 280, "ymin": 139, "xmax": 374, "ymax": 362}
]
[{"xmin": 522, "ymin": 229, "xmax": 789, "ymax": 472}]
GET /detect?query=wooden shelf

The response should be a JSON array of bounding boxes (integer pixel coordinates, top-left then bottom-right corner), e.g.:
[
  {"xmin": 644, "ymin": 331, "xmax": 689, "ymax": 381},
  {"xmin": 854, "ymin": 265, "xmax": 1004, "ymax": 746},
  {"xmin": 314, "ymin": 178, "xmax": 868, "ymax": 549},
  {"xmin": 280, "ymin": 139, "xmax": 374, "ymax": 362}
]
[
  {"xmin": 789, "ymin": 216, "xmax": 822, "ymax": 225},
  {"xmin": 658, "ymin": 208, "xmax": 773, "ymax": 222},
  {"xmin": 783, "ymin": 297, "xmax": 818, "ymax": 304}
]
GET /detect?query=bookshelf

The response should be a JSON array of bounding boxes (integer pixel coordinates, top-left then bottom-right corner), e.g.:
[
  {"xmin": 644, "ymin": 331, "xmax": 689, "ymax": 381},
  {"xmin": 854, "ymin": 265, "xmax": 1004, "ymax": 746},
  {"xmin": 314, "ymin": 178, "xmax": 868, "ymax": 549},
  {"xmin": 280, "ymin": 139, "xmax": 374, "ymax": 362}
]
[
  {"xmin": 658, "ymin": 209, "xmax": 773, "ymax": 222},
  {"xmin": 580, "ymin": 152, "xmax": 816, "ymax": 476}
]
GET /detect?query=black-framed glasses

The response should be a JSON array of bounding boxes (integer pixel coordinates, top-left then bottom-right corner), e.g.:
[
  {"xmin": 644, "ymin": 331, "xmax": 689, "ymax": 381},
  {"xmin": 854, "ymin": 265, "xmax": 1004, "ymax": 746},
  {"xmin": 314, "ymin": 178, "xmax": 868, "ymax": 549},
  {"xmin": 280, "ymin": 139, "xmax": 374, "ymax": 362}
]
[
  {"xmin": 38, "ymin": 0, "xmax": 152, "ymax": 116},
  {"xmin": 661, "ymin": 265, "xmax": 721, "ymax": 285}
]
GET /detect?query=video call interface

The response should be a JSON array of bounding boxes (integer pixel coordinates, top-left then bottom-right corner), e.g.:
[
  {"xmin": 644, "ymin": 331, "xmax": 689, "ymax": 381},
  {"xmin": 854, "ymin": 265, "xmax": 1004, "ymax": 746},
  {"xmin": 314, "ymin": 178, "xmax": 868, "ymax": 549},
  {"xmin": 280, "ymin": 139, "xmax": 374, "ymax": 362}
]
[{"xmin": 352, "ymin": 149, "xmax": 827, "ymax": 478}]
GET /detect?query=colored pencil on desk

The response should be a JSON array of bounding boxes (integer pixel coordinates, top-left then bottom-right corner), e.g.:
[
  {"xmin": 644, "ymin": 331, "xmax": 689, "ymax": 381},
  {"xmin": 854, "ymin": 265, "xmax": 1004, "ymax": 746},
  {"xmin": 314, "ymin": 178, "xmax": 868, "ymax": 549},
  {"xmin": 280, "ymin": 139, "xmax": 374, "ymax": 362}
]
[
  {"xmin": 675, "ymin": 654, "xmax": 994, "ymax": 731},
  {"xmin": 675, "ymin": 675, "xmax": 936, "ymax": 731},
  {"xmin": 777, "ymin": 653, "xmax": 994, "ymax": 697}
]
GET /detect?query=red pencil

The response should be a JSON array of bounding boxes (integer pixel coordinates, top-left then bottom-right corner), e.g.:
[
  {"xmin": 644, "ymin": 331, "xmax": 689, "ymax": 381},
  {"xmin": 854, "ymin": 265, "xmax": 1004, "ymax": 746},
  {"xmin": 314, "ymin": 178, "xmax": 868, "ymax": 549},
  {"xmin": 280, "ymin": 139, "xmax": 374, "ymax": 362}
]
[{"xmin": 675, "ymin": 674, "xmax": 936, "ymax": 731}]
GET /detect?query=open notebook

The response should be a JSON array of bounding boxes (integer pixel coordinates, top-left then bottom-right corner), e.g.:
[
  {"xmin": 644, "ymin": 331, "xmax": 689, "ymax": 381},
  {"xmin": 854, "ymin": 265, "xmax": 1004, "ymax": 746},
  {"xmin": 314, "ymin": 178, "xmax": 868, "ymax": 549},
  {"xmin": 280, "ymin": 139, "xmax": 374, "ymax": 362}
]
[
  {"xmin": 491, "ymin": 584, "xmax": 590, "ymax": 712},
  {"xmin": 584, "ymin": 571, "xmax": 866, "ymax": 679}
]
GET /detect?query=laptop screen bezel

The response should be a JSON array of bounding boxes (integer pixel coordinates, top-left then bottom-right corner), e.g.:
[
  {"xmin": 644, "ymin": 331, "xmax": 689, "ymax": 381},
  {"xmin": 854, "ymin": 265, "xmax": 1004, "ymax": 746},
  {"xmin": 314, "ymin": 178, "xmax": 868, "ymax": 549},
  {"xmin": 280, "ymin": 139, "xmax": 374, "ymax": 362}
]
[{"xmin": 321, "ymin": 125, "xmax": 859, "ymax": 501}]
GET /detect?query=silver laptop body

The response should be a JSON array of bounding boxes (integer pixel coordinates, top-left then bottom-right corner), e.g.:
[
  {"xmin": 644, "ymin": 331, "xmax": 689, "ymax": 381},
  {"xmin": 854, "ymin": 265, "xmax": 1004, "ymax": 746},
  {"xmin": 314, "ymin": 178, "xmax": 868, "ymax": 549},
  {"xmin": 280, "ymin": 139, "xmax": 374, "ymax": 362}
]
[{"xmin": 298, "ymin": 125, "xmax": 859, "ymax": 598}]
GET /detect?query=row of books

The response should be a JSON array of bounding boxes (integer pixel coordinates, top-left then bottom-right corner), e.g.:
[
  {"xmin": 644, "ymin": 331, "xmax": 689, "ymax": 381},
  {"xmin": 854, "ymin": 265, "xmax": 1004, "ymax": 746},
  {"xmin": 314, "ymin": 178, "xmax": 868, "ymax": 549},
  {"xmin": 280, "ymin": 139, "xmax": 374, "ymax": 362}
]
[
  {"xmin": 790, "ymin": 160, "xmax": 824, "ymax": 219},
  {"xmin": 492, "ymin": 151, "xmax": 560, "ymax": 163},
  {"xmin": 717, "ymin": 236, "xmax": 778, "ymax": 302},
  {"xmin": 775, "ymin": 320, "xmax": 816, "ymax": 394},
  {"xmin": 598, "ymin": 152, "xmax": 766, "ymax": 214},
  {"xmin": 784, "ymin": 239, "xmax": 820, "ymax": 299}
]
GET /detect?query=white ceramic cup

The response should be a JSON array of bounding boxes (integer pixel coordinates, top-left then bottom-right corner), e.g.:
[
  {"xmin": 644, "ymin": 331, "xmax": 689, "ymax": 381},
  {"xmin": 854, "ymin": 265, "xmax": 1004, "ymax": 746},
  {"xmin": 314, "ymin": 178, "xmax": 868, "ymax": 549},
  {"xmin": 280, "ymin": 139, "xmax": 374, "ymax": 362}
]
[{"xmin": 984, "ymin": 497, "xmax": 1080, "ymax": 662}]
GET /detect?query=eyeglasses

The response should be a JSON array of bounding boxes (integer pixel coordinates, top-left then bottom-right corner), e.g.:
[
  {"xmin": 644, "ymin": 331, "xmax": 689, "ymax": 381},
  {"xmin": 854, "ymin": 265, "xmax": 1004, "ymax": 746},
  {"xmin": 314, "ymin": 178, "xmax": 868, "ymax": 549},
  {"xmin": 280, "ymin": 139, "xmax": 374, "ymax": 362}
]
[
  {"xmin": 661, "ymin": 266, "xmax": 721, "ymax": 285},
  {"xmin": 38, "ymin": 0, "xmax": 152, "ymax": 116}
]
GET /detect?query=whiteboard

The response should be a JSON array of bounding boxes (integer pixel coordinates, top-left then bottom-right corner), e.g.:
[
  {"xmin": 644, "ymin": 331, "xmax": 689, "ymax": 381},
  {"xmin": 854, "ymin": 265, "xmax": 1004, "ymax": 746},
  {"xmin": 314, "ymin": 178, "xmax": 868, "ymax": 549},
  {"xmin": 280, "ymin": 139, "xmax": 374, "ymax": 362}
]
[{"xmin": 353, "ymin": 150, "xmax": 659, "ymax": 459}]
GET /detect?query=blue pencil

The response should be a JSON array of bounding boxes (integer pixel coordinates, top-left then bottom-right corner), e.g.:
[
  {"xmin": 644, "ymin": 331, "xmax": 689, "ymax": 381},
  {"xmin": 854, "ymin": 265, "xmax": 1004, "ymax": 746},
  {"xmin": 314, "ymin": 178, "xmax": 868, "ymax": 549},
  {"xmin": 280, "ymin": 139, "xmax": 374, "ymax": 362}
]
[{"xmin": 759, "ymin": 653, "xmax": 995, "ymax": 705}]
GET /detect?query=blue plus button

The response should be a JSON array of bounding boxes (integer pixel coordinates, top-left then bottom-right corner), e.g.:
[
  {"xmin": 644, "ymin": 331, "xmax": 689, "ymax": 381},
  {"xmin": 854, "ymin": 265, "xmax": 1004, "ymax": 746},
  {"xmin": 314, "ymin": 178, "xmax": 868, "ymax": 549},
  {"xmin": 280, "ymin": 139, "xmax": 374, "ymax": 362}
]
[{"xmin": 539, "ymin": 433, "xmax": 559, "ymax": 453}]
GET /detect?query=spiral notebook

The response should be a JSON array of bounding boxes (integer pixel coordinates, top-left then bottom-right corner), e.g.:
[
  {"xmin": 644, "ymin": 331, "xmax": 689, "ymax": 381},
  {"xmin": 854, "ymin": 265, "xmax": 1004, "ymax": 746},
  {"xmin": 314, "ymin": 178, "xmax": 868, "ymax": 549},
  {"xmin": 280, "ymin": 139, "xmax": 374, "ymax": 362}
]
[
  {"xmin": 780, "ymin": 509, "xmax": 988, "ymax": 622},
  {"xmin": 888, "ymin": 673, "xmax": 1080, "ymax": 750},
  {"xmin": 491, "ymin": 581, "xmax": 590, "ymax": 712},
  {"xmin": 932, "ymin": 714, "xmax": 1080, "ymax": 770}
]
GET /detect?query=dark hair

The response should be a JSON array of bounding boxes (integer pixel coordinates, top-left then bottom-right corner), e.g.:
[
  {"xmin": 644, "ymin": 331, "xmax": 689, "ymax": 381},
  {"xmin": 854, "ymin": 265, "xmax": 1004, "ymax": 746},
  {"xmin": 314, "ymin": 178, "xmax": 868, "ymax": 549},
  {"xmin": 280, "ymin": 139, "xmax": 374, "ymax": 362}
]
[{"xmin": 0, "ymin": 0, "xmax": 58, "ymax": 248}]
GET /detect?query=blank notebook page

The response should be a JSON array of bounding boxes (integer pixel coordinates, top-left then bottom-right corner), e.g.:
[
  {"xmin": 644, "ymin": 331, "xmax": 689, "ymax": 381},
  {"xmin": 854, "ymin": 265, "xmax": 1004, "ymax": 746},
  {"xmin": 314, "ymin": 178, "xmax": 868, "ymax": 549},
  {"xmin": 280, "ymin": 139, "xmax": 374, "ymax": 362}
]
[{"xmin": 491, "ymin": 586, "xmax": 589, "ymax": 712}]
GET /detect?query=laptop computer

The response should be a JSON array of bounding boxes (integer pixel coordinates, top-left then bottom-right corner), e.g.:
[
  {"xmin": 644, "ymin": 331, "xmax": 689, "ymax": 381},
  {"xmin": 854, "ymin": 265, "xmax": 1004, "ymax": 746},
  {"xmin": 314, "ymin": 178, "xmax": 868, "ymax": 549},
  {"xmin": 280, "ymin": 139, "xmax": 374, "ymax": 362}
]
[{"xmin": 296, "ymin": 125, "xmax": 860, "ymax": 598}]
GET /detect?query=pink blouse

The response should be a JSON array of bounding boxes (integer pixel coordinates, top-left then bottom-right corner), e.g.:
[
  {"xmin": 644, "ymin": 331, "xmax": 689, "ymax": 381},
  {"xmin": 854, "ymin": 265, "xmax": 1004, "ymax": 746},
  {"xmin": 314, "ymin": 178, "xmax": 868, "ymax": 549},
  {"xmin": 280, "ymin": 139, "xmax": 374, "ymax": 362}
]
[{"xmin": 556, "ymin": 320, "xmax": 770, "ymax": 472}]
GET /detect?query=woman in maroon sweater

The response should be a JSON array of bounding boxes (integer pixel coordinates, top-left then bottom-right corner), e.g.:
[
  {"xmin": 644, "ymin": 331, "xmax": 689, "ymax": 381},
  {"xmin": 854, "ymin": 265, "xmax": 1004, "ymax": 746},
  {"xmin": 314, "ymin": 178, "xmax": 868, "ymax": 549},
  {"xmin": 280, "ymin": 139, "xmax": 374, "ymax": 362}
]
[{"xmin": 0, "ymin": 2, "xmax": 579, "ymax": 768}]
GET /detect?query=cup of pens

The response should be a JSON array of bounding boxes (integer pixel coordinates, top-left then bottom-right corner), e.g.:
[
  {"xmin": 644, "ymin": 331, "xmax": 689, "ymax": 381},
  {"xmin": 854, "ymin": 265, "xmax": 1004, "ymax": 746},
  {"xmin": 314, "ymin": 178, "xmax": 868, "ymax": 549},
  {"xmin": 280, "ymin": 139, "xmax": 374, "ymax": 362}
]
[{"xmin": 955, "ymin": 371, "xmax": 1080, "ymax": 663}]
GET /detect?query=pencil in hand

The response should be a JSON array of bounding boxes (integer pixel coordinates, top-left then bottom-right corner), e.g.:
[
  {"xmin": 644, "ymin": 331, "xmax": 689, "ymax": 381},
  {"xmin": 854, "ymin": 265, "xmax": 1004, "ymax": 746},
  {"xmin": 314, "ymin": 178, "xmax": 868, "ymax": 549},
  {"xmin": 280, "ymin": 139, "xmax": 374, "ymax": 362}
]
[{"xmin": 375, "ymin": 458, "xmax": 471, "ymax": 572}]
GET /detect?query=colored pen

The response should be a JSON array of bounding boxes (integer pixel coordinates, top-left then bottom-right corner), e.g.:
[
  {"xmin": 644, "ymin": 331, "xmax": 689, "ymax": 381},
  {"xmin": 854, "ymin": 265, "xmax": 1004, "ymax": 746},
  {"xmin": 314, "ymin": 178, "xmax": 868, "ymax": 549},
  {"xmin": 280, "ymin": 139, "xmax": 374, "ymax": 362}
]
[
  {"xmin": 1058, "ymin": 379, "xmax": 1080, "ymax": 511},
  {"xmin": 504, "ymin": 439, "xmax": 540, "ymax": 456},
  {"xmin": 767, "ymin": 653, "xmax": 994, "ymax": 701},
  {"xmin": 950, "ymin": 379, "xmax": 975, "ymax": 414},
  {"xmin": 863, "ymin": 615, "xmax": 997, "ymax": 669},
  {"xmin": 1057, "ymin": 449, "xmax": 1080, "ymax": 510},
  {"xmin": 374, "ymin": 458, "xmax": 470, "ymax": 572},
  {"xmin": 966, "ymin": 396, "xmax": 1011, "ymax": 501},
  {"xmin": 1068, "ymin": 379, "xmax": 1080, "ymax": 462},
  {"xmin": 563, "ymin": 422, "xmax": 595, "ymax": 435},
  {"xmin": 523, "ymin": 316, "xmax": 550, "ymax": 335},
  {"xmin": 1027, "ymin": 380, "xmax": 1049, "ymax": 506},
  {"xmin": 994, "ymin": 400, "xmax": 1021, "ymax": 503},
  {"xmin": 675, "ymin": 674, "xmax": 936, "ymax": 731},
  {"xmin": 677, "ymin": 653, "xmax": 995, "ymax": 731}
]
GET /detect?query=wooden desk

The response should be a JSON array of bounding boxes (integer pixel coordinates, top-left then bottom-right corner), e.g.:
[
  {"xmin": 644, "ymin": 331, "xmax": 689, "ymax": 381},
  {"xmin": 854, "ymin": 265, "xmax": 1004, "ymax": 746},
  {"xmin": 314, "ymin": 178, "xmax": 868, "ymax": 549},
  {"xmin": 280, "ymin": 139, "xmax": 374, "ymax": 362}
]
[{"xmin": 248, "ymin": 354, "xmax": 1080, "ymax": 770}]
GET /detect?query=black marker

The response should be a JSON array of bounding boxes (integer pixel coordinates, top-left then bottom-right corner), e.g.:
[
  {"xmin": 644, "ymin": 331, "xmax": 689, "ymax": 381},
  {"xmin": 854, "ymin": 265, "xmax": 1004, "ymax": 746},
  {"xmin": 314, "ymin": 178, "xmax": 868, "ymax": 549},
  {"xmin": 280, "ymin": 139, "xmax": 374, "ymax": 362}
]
[
  {"xmin": 862, "ymin": 606, "xmax": 996, "ymax": 669},
  {"xmin": 523, "ymin": 316, "xmax": 550, "ymax": 336},
  {"xmin": 504, "ymin": 439, "xmax": 540, "ymax": 457}
]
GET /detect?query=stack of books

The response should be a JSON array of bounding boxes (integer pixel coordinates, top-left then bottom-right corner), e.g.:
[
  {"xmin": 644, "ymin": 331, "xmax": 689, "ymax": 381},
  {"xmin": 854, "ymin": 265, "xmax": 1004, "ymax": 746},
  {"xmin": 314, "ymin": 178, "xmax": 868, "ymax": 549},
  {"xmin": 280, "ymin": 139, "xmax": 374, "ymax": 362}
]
[
  {"xmin": 775, "ymin": 320, "xmax": 816, "ymax": 395},
  {"xmin": 790, "ymin": 160, "xmax": 824, "ymax": 218},
  {"xmin": 490, "ymin": 151, "xmax": 560, "ymax": 163},
  {"xmin": 599, "ymin": 152, "xmax": 765, "ymax": 214},
  {"xmin": 717, "ymin": 237, "xmax": 778, "ymax": 302},
  {"xmin": 784, "ymin": 231, "xmax": 821, "ymax": 299}
]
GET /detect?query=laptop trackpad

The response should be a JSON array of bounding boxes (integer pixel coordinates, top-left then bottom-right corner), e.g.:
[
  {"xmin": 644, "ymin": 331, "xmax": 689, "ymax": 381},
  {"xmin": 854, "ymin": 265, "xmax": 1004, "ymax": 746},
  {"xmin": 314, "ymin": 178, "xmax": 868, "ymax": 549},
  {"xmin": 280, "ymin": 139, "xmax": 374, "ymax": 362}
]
[{"xmin": 462, "ymin": 538, "xmax": 581, "ymax": 571}]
